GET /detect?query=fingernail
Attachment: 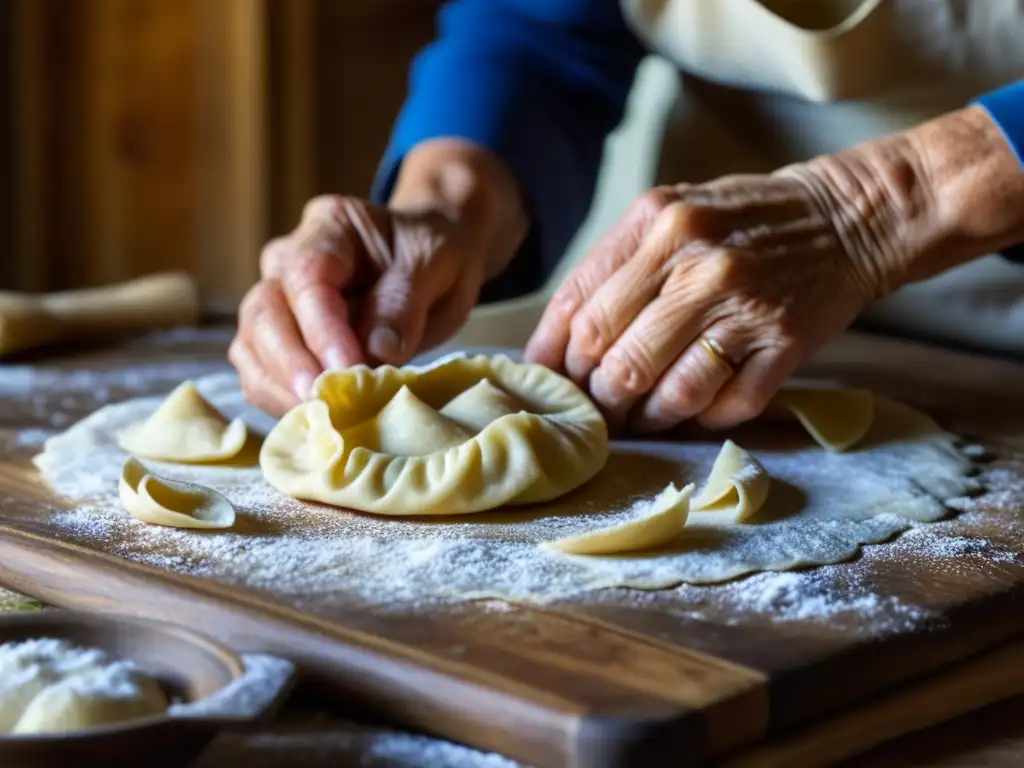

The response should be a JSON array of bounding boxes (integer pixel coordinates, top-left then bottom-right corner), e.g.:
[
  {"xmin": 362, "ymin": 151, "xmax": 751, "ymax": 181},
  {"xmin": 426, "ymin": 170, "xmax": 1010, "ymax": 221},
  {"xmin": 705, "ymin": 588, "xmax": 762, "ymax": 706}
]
[
  {"xmin": 292, "ymin": 371, "xmax": 315, "ymax": 400},
  {"xmin": 324, "ymin": 348, "xmax": 348, "ymax": 370},
  {"xmin": 368, "ymin": 325, "xmax": 403, "ymax": 361}
]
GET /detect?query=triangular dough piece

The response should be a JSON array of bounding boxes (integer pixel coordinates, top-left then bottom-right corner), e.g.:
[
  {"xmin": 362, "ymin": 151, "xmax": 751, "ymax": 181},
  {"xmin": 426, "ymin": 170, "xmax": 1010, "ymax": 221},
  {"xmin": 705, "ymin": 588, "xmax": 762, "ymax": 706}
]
[
  {"xmin": 691, "ymin": 440, "xmax": 770, "ymax": 523},
  {"xmin": 118, "ymin": 381, "xmax": 247, "ymax": 462},
  {"xmin": 439, "ymin": 379, "xmax": 524, "ymax": 432},
  {"xmin": 544, "ymin": 483, "xmax": 694, "ymax": 556},
  {"xmin": 772, "ymin": 388, "xmax": 874, "ymax": 452},
  {"xmin": 119, "ymin": 458, "xmax": 235, "ymax": 529},
  {"xmin": 341, "ymin": 385, "xmax": 472, "ymax": 456}
]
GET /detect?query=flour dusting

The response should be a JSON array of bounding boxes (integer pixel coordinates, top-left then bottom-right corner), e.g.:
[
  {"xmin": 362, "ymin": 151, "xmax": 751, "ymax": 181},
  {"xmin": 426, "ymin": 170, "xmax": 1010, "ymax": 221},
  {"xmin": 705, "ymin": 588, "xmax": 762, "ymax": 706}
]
[
  {"xmin": 194, "ymin": 713, "xmax": 525, "ymax": 768},
  {"xmin": 9, "ymin": 344, "xmax": 1015, "ymax": 635},
  {"xmin": 169, "ymin": 654, "xmax": 293, "ymax": 719}
]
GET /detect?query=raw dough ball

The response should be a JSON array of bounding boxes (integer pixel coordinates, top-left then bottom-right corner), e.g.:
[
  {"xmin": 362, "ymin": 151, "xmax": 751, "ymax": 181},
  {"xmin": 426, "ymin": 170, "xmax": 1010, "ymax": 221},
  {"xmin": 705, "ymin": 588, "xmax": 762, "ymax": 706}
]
[
  {"xmin": 545, "ymin": 483, "xmax": 694, "ymax": 555},
  {"xmin": 691, "ymin": 439, "xmax": 770, "ymax": 523},
  {"xmin": 13, "ymin": 661, "xmax": 167, "ymax": 735},
  {"xmin": 119, "ymin": 458, "xmax": 236, "ymax": 530},
  {"xmin": 0, "ymin": 639, "xmax": 107, "ymax": 731},
  {"xmin": 0, "ymin": 666, "xmax": 58, "ymax": 732},
  {"xmin": 118, "ymin": 381, "xmax": 247, "ymax": 463},
  {"xmin": 260, "ymin": 355, "xmax": 609, "ymax": 515}
]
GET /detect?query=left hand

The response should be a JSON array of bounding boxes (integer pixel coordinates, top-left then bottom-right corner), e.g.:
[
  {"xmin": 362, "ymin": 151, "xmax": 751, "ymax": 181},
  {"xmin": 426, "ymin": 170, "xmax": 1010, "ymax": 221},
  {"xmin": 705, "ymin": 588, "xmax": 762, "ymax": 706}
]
[{"xmin": 524, "ymin": 172, "xmax": 882, "ymax": 433}]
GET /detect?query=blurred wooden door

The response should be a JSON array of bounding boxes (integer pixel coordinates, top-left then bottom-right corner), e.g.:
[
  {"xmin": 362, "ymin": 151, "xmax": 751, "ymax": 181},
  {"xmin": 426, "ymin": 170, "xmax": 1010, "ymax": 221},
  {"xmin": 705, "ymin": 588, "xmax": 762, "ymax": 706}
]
[{"xmin": 2, "ymin": 0, "xmax": 440, "ymax": 312}]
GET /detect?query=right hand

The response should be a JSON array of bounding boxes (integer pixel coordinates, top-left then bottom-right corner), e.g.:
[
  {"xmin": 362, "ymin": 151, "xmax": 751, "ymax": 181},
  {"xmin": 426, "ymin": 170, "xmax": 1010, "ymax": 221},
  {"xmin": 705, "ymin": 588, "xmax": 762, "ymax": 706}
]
[
  {"xmin": 231, "ymin": 197, "xmax": 492, "ymax": 416},
  {"xmin": 230, "ymin": 141, "xmax": 529, "ymax": 417}
]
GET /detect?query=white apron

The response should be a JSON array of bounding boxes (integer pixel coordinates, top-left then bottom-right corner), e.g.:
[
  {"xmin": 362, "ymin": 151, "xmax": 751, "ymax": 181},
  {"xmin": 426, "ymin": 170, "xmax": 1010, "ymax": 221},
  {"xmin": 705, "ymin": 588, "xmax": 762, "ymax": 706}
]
[
  {"xmin": 453, "ymin": 0, "xmax": 1024, "ymax": 355},
  {"xmin": 622, "ymin": 0, "xmax": 1024, "ymax": 355}
]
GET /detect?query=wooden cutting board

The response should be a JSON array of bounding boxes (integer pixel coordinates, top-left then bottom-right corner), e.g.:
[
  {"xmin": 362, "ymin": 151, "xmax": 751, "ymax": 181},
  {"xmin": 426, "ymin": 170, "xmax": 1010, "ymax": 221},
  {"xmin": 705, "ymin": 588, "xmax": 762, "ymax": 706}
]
[{"xmin": 1, "ymin": 329, "xmax": 1024, "ymax": 767}]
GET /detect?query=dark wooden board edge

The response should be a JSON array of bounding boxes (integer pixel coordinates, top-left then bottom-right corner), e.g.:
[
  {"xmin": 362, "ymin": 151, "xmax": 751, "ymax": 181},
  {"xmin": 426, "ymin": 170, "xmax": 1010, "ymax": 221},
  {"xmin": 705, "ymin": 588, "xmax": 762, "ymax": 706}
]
[{"xmin": 0, "ymin": 523, "xmax": 767, "ymax": 767}]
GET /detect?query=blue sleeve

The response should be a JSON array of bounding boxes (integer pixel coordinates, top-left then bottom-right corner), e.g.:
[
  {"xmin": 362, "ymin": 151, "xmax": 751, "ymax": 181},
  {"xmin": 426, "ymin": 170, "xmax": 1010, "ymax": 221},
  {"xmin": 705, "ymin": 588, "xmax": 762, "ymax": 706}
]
[
  {"xmin": 371, "ymin": 0, "xmax": 646, "ymax": 300},
  {"xmin": 975, "ymin": 79, "xmax": 1024, "ymax": 264}
]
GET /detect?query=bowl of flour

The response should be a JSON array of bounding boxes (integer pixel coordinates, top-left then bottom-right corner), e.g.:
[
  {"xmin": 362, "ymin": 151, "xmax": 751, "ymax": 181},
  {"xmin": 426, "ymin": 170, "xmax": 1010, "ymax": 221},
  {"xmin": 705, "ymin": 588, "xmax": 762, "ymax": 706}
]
[{"xmin": 0, "ymin": 611, "xmax": 294, "ymax": 767}]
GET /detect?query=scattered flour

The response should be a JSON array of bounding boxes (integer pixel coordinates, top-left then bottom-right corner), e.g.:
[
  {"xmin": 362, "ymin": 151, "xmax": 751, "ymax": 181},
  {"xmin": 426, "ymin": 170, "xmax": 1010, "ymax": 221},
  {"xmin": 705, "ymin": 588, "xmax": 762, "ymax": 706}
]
[
  {"xmin": 169, "ymin": 654, "xmax": 294, "ymax": 719},
  {"xmin": 7, "ymin": 340, "xmax": 1021, "ymax": 639},
  {"xmin": 194, "ymin": 715, "xmax": 525, "ymax": 768}
]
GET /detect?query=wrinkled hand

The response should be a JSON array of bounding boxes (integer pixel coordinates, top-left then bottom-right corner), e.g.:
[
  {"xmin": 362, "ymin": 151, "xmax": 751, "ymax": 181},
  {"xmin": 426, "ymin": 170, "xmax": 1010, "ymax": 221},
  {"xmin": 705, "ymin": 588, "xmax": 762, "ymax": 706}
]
[
  {"xmin": 231, "ymin": 196, "xmax": 489, "ymax": 416},
  {"xmin": 525, "ymin": 172, "xmax": 882, "ymax": 433}
]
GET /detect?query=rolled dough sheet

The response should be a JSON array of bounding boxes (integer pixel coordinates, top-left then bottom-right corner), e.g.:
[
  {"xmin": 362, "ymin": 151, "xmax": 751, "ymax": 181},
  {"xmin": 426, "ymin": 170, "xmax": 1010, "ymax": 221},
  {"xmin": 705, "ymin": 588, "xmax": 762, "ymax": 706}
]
[{"xmin": 33, "ymin": 363, "xmax": 981, "ymax": 602}]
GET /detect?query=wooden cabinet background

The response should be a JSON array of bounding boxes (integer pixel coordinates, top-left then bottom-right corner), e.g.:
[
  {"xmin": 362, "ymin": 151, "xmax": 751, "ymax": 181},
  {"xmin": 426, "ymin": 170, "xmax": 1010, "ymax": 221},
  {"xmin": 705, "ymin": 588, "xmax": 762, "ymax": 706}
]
[{"xmin": 1, "ymin": 0, "xmax": 442, "ymax": 311}]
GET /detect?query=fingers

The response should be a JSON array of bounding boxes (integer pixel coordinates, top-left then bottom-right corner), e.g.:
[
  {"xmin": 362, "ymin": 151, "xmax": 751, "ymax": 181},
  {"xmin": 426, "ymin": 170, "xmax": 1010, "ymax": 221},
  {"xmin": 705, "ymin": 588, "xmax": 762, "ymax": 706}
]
[
  {"xmin": 279, "ymin": 248, "xmax": 363, "ymax": 370},
  {"xmin": 563, "ymin": 203, "xmax": 717, "ymax": 391},
  {"xmin": 237, "ymin": 280, "xmax": 322, "ymax": 400},
  {"xmin": 629, "ymin": 331, "xmax": 740, "ymax": 433},
  {"xmin": 698, "ymin": 343, "xmax": 802, "ymax": 430},
  {"xmin": 358, "ymin": 247, "xmax": 463, "ymax": 365},
  {"xmin": 524, "ymin": 188, "xmax": 676, "ymax": 370},
  {"xmin": 587, "ymin": 282, "xmax": 714, "ymax": 426},
  {"xmin": 228, "ymin": 338, "xmax": 300, "ymax": 418},
  {"xmin": 419, "ymin": 272, "xmax": 484, "ymax": 352}
]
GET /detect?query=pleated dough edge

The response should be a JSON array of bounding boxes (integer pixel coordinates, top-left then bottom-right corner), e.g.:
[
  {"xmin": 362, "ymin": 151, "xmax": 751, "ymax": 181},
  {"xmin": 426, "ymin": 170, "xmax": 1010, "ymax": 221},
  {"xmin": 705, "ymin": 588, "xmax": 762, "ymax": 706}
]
[{"xmin": 260, "ymin": 355, "xmax": 610, "ymax": 515}]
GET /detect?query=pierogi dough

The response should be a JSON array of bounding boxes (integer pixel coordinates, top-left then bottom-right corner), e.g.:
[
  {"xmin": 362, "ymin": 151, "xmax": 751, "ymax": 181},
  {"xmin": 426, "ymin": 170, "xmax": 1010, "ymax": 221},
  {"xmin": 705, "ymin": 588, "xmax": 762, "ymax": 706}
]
[
  {"xmin": 119, "ymin": 458, "xmax": 236, "ymax": 530},
  {"xmin": 545, "ymin": 483, "xmax": 695, "ymax": 555},
  {"xmin": 118, "ymin": 381, "xmax": 247, "ymax": 463},
  {"xmin": 260, "ymin": 355, "xmax": 610, "ymax": 515},
  {"xmin": 543, "ymin": 387, "xmax": 886, "ymax": 557}
]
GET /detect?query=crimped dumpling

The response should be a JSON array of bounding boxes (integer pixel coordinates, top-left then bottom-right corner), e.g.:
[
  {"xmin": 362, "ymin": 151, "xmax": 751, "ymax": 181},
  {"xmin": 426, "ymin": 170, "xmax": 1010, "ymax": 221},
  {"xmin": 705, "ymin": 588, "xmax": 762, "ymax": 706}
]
[{"xmin": 260, "ymin": 355, "xmax": 609, "ymax": 515}]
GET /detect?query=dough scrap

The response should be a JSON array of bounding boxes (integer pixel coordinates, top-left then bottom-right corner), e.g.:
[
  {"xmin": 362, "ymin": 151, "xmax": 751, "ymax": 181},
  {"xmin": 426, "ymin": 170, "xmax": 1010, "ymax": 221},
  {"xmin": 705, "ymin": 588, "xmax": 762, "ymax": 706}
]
[
  {"xmin": 117, "ymin": 381, "xmax": 247, "ymax": 463},
  {"xmin": 691, "ymin": 440, "xmax": 771, "ymax": 523},
  {"xmin": 260, "ymin": 355, "xmax": 610, "ymax": 515},
  {"xmin": 544, "ymin": 483, "xmax": 694, "ymax": 555},
  {"xmin": 119, "ymin": 458, "xmax": 235, "ymax": 529},
  {"xmin": 771, "ymin": 387, "xmax": 874, "ymax": 452}
]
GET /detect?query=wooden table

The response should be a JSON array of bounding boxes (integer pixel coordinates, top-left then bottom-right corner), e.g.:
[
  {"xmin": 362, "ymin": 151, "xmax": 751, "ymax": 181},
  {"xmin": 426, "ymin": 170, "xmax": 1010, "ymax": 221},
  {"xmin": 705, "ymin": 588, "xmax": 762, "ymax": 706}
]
[{"xmin": 2, "ymin": 326, "xmax": 1024, "ymax": 767}]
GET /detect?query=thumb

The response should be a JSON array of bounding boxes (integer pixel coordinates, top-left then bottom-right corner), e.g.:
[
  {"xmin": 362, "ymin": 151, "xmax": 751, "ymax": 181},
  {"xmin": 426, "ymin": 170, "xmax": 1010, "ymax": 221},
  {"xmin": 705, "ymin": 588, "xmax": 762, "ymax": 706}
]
[{"xmin": 361, "ymin": 243, "xmax": 462, "ymax": 365}]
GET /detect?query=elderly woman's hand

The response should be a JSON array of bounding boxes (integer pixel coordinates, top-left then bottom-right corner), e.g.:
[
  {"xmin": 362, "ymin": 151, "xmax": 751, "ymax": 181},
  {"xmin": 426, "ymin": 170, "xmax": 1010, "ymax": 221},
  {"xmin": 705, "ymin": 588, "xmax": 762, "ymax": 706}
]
[
  {"xmin": 526, "ymin": 104, "xmax": 1024, "ymax": 434},
  {"xmin": 524, "ymin": 170, "xmax": 887, "ymax": 433},
  {"xmin": 231, "ymin": 139, "xmax": 527, "ymax": 417}
]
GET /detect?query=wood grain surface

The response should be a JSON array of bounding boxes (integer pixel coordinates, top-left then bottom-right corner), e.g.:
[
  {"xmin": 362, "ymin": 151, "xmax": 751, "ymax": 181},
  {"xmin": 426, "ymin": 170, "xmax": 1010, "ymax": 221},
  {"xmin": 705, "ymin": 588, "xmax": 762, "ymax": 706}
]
[{"xmin": 1, "ymin": 328, "xmax": 1023, "ymax": 767}]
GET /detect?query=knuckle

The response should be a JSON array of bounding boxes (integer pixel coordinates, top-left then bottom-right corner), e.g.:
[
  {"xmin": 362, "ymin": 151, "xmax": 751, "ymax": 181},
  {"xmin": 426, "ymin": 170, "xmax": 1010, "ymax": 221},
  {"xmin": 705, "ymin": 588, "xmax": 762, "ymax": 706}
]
[
  {"xmin": 633, "ymin": 188, "xmax": 673, "ymax": 222},
  {"xmin": 301, "ymin": 194, "xmax": 345, "ymax": 224},
  {"xmin": 602, "ymin": 345, "xmax": 656, "ymax": 397},
  {"xmin": 706, "ymin": 250, "xmax": 748, "ymax": 288},
  {"xmin": 287, "ymin": 248, "xmax": 336, "ymax": 286},
  {"xmin": 658, "ymin": 201, "xmax": 715, "ymax": 241},
  {"xmin": 658, "ymin": 370, "xmax": 704, "ymax": 414},
  {"xmin": 569, "ymin": 307, "xmax": 613, "ymax": 359},
  {"xmin": 259, "ymin": 237, "xmax": 290, "ymax": 277},
  {"xmin": 549, "ymin": 281, "xmax": 584, "ymax": 319},
  {"xmin": 238, "ymin": 280, "xmax": 281, "ymax": 325}
]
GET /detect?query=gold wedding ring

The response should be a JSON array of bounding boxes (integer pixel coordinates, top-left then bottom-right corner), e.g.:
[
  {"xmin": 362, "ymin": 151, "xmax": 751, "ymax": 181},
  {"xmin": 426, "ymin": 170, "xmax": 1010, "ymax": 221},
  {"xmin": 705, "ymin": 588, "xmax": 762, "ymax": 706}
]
[{"xmin": 698, "ymin": 335, "xmax": 736, "ymax": 375}]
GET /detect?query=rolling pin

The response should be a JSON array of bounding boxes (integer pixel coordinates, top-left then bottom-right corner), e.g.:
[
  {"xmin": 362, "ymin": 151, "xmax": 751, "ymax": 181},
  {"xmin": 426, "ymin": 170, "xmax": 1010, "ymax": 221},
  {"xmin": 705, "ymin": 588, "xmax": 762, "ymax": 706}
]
[{"xmin": 0, "ymin": 272, "xmax": 201, "ymax": 356}]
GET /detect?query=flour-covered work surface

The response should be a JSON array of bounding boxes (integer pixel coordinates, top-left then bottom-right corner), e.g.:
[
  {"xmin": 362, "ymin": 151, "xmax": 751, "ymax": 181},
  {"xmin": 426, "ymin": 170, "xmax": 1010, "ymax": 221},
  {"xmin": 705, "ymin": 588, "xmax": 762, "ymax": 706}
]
[
  {"xmin": 25, "ymin": 351, "xmax": 988, "ymax": 603},
  {"xmin": 5, "ymin": 328, "xmax": 1024, "ymax": 766},
  {"xmin": 3, "ymin": 330, "xmax": 1023, "ymax": 630}
]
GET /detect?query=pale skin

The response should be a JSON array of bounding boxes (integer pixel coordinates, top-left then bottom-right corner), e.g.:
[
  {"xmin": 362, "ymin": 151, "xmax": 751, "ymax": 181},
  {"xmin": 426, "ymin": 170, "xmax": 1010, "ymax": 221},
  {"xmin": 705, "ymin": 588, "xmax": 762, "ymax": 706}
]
[{"xmin": 231, "ymin": 107, "xmax": 1024, "ymax": 429}]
